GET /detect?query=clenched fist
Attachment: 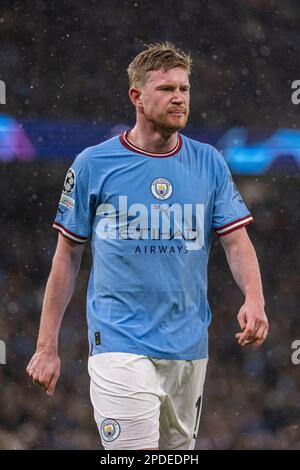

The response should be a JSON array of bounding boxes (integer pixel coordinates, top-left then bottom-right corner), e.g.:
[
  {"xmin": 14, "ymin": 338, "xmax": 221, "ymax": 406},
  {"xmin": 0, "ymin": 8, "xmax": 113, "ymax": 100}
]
[{"xmin": 26, "ymin": 349, "xmax": 61, "ymax": 396}]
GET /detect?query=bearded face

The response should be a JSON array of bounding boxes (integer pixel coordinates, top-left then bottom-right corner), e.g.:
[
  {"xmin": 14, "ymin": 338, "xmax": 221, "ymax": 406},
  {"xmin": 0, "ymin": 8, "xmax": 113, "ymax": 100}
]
[{"xmin": 139, "ymin": 67, "xmax": 190, "ymax": 133}]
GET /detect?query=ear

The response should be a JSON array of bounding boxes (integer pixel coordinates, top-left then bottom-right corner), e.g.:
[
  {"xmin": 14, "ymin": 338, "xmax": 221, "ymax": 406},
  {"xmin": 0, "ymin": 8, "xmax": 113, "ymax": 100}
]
[{"xmin": 128, "ymin": 87, "xmax": 143, "ymax": 108}]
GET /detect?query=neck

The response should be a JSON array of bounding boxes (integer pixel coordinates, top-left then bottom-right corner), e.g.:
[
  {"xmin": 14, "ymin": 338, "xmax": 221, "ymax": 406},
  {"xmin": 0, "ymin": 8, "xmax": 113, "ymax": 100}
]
[{"xmin": 128, "ymin": 121, "xmax": 179, "ymax": 154}]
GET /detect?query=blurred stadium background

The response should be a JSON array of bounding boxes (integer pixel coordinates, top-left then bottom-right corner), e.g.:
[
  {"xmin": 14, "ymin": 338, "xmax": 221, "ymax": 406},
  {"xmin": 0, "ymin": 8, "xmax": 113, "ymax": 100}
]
[{"xmin": 0, "ymin": 0, "xmax": 300, "ymax": 449}]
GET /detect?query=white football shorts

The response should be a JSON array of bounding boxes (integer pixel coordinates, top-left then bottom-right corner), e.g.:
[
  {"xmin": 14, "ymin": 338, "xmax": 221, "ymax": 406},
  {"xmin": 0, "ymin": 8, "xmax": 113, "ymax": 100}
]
[{"xmin": 88, "ymin": 352, "xmax": 208, "ymax": 450}]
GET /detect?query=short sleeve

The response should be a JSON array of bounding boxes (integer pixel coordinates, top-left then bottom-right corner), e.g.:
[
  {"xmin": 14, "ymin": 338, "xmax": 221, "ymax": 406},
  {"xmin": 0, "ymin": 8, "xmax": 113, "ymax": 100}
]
[
  {"xmin": 212, "ymin": 149, "xmax": 253, "ymax": 236},
  {"xmin": 52, "ymin": 152, "xmax": 94, "ymax": 243}
]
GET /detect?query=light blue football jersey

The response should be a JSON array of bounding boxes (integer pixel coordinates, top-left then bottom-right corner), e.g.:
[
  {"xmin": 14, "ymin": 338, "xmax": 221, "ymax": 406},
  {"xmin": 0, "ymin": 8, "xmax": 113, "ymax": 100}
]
[{"xmin": 53, "ymin": 131, "xmax": 253, "ymax": 360}]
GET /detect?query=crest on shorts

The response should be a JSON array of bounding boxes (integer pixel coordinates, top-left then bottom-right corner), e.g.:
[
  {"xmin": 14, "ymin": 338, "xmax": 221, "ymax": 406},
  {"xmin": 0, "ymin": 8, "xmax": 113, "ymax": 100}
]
[
  {"xmin": 63, "ymin": 168, "xmax": 76, "ymax": 194},
  {"xmin": 151, "ymin": 177, "xmax": 173, "ymax": 200},
  {"xmin": 100, "ymin": 418, "xmax": 121, "ymax": 442}
]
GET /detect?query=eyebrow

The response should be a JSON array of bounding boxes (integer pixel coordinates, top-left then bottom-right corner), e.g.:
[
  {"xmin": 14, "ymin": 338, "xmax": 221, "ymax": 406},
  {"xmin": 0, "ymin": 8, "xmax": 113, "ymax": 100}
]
[{"xmin": 155, "ymin": 83, "xmax": 190, "ymax": 89}]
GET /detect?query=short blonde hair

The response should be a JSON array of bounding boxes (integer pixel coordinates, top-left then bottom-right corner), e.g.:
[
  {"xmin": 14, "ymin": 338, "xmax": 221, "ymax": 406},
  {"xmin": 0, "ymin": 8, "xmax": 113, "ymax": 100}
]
[{"xmin": 127, "ymin": 42, "xmax": 192, "ymax": 88}]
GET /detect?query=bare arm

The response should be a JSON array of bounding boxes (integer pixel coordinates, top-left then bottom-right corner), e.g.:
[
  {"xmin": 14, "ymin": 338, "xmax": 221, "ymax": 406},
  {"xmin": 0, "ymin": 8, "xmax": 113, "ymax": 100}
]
[
  {"xmin": 26, "ymin": 233, "xmax": 85, "ymax": 394},
  {"xmin": 220, "ymin": 227, "xmax": 269, "ymax": 349}
]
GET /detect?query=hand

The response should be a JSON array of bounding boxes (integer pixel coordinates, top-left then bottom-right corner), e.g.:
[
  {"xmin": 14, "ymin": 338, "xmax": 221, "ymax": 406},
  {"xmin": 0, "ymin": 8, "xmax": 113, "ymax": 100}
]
[
  {"xmin": 235, "ymin": 299, "xmax": 269, "ymax": 349},
  {"xmin": 26, "ymin": 349, "xmax": 61, "ymax": 396}
]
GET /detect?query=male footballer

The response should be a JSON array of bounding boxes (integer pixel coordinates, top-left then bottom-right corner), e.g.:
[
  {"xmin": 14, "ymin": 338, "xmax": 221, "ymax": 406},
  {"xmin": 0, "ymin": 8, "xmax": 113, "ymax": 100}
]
[{"xmin": 27, "ymin": 42, "xmax": 269, "ymax": 450}]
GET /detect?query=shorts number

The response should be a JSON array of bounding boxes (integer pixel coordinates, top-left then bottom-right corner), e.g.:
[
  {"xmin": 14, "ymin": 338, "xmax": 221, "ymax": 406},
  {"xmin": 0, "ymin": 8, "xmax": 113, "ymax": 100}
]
[{"xmin": 193, "ymin": 395, "xmax": 202, "ymax": 439}]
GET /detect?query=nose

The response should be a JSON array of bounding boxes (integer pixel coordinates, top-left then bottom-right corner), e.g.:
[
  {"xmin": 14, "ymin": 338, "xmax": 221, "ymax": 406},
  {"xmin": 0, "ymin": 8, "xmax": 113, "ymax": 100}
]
[{"xmin": 171, "ymin": 89, "xmax": 185, "ymax": 104}]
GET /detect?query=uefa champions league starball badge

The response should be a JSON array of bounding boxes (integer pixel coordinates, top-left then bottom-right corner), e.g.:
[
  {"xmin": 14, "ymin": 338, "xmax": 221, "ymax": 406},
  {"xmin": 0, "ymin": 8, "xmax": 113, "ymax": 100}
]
[
  {"xmin": 151, "ymin": 177, "xmax": 173, "ymax": 200},
  {"xmin": 63, "ymin": 168, "xmax": 76, "ymax": 194}
]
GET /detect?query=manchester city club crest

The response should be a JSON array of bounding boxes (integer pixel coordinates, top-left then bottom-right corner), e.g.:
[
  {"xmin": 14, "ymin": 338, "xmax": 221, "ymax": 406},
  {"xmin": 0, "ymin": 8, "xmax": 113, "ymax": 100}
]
[
  {"xmin": 100, "ymin": 418, "xmax": 121, "ymax": 442},
  {"xmin": 151, "ymin": 177, "xmax": 173, "ymax": 200}
]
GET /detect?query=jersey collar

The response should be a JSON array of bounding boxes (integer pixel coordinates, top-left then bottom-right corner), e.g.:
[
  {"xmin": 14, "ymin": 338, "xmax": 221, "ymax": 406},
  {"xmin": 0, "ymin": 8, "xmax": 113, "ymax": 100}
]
[{"xmin": 119, "ymin": 130, "xmax": 182, "ymax": 158}]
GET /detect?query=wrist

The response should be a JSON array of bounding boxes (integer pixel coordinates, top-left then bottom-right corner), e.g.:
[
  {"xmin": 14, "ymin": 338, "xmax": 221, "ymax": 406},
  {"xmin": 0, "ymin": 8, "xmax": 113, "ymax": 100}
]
[
  {"xmin": 245, "ymin": 294, "xmax": 265, "ymax": 308},
  {"xmin": 36, "ymin": 341, "xmax": 58, "ymax": 355}
]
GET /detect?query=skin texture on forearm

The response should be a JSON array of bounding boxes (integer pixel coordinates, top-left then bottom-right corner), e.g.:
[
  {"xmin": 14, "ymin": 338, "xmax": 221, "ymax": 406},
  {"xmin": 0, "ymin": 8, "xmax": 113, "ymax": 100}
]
[
  {"xmin": 220, "ymin": 228, "xmax": 264, "ymax": 304},
  {"xmin": 36, "ymin": 237, "xmax": 84, "ymax": 352},
  {"xmin": 220, "ymin": 227, "xmax": 268, "ymax": 348},
  {"xmin": 26, "ymin": 234, "xmax": 85, "ymax": 394}
]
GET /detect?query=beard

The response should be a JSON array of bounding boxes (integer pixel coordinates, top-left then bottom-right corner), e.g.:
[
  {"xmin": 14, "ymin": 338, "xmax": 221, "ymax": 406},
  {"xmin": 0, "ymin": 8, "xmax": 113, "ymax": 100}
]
[{"xmin": 144, "ymin": 108, "xmax": 189, "ymax": 134}]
